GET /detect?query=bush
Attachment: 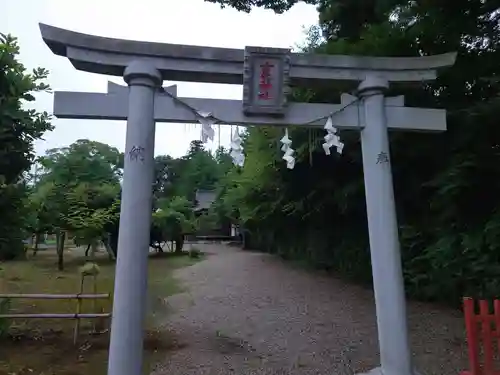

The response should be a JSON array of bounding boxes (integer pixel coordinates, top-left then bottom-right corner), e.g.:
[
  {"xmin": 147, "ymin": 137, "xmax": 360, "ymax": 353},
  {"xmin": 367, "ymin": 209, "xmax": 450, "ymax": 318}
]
[{"xmin": 189, "ymin": 247, "xmax": 201, "ymax": 259}]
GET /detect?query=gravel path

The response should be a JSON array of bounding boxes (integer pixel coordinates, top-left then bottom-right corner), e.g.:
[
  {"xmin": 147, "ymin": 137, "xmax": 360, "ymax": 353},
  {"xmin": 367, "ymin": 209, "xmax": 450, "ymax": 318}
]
[{"xmin": 152, "ymin": 244, "xmax": 469, "ymax": 375}]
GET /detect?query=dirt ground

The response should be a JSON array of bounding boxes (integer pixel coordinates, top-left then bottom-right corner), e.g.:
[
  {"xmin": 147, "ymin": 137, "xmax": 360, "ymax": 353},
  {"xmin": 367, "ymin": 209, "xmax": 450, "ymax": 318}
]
[
  {"xmin": 152, "ymin": 243, "xmax": 469, "ymax": 375},
  {"xmin": 0, "ymin": 248, "xmax": 197, "ymax": 375}
]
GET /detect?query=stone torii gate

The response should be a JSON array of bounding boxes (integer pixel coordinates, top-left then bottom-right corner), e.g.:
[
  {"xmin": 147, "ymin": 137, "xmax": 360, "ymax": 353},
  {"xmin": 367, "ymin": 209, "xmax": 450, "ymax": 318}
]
[{"xmin": 39, "ymin": 23, "xmax": 456, "ymax": 375}]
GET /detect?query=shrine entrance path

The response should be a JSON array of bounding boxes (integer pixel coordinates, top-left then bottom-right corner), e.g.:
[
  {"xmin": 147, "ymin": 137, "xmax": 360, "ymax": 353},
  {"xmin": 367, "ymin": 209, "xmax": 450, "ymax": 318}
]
[{"xmin": 152, "ymin": 244, "xmax": 468, "ymax": 375}]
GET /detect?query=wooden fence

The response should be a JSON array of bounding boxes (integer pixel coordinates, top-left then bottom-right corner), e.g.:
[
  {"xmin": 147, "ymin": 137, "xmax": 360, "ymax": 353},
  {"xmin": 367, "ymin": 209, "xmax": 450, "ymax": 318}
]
[
  {"xmin": 462, "ymin": 297, "xmax": 500, "ymax": 375},
  {"xmin": 0, "ymin": 293, "xmax": 111, "ymax": 344}
]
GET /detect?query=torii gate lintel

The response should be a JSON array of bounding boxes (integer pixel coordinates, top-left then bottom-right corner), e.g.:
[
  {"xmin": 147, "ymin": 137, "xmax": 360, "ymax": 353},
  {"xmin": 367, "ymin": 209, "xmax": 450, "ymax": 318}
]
[{"xmin": 54, "ymin": 82, "xmax": 446, "ymax": 132}]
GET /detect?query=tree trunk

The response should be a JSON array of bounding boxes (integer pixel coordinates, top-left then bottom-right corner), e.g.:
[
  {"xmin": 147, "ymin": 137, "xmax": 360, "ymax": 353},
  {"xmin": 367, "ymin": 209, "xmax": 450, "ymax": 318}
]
[
  {"xmin": 175, "ymin": 235, "xmax": 184, "ymax": 253},
  {"xmin": 241, "ymin": 228, "xmax": 247, "ymax": 249},
  {"xmin": 90, "ymin": 241, "xmax": 98, "ymax": 259},
  {"xmin": 85, "ymin": 244, "xmax": 91, "ymax": 257},
  {"xmin": 56, "ymin": 230, "xmax": 65, "ymax": 271},
  {"xmin": 33, "ymin": 232, "xmax": 41, "ymax": 256},
  {"xmin": 103, "ymin": 235, "xmax": 116, "ymax": 261}
]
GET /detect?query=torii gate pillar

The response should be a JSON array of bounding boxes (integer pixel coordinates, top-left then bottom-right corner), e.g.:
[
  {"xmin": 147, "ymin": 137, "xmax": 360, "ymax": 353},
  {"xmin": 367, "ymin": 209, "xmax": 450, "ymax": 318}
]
[
  {"xmin": 358, "ymin": 76, "xmax": 411, "ymax": 375},
  {"xmin": 107, "ymin": 61, "xmax": 162, "ymax": 375}
]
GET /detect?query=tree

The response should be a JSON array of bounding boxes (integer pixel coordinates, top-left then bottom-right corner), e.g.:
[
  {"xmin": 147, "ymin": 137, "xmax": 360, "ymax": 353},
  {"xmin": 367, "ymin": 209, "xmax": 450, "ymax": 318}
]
[
  {"xmin": 28, "ymin": 180, "xmax": 68, "ymax": 268},
  {"xmin": 39, "ymin": 139, "xmax": 123, "ymax": 186},
  {"xmin": 152, "ymin": 155, "xmax": 180, "ymax": 202},
  {"xmin": 172, "ymin": 140, "xmax": 222, "ymax": 200},
  {"xmin": 65, "ymin": 183, "xmax": 120, "ymax": 260},
  {"xmin": 25, "ymin": 181, "xmax": 58, "ymax": 256},
  {"xmin": 0, "ymin": 34, "xmax": 53, "ymax": 260},
  {"xmin": 152, "ymin": 196, "xmax": 195, "ymax": 253},
  {"xmin": 111, "ymin": 143, "xmax": 231, "ymax": 255},
  {"xmin": 36, "ymin": 139, "xmax": 122, "ymax": 269},
  {"xmin": 214, "ymin": 146, "xmax": 234, "ymax": 177},
  {"xmin": 212, "ymin": 0, "xmax": 500, "ymax": 306},
  {"xmin": 203, "ymin": 0, "xmax": 393, "ymax": 40},
  {"xmin": 204, "ymin": 0, "xmax": 317, "ymax": 13}
]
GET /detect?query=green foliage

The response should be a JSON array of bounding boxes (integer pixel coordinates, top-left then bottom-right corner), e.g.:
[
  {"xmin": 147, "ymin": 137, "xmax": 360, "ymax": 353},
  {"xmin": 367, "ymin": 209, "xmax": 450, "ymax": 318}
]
[
  {"xmin": 26, "ymin": 181, "xmax": 60, "ymax": 236},
  {"xmin": 171, "ymin": 141, "xmax": 224, "ymax": 201},
  {"xmin": 150, "ymin": 141, "xmax": 233, "ymax": 242},
  {"xmin": 153, "ymin": 141, "xmax": 230, "ymax": 202},
  {"xmin": 25, "ymin": 140, "xmax": 123, "ymax": 267},
  {"xmin": 39, "ymin": 139, "xmax": 123, "ymax": 186},
  {"xmin": 196, "ymin": 211, "xmax": 218, "ymax": 233},
  {"xmin": 189, "ymin": 247, "xmax": 202, "ymax": 259},
  {"xmin": 19, "ymin": 137, "xmax": 228, "ymax": 261},
  {"xmin": 204, "ymin": 0, "xmax": 317, "ymax": 13},
  {"xmin": 8, "ymin": 0, "xmax": 499, "ymax": 309},
  {"xmin": 153, "ymin": 154, "xmax": 178, "ymax": 201},
  {"xmin": 0, "ymin": 34, "xmax": 53, "ymax": 260},
  {"xmin": 152, "ymin": 196, "xmax": 195, "ymax": 252},
  {"xmin": 35, "ymin": 139, "xmax": 122, "ymax": 234},
  {"xmin": 212, "ymin": 0, "xmax": 500, "ymax": 306},
  {"xmin": 0, "ymin": 181, "xmax": 30, "ymax": 260},
  {"xmin": 154, "ymin": 196, "xmax": 196, "ymax": 237},
  {"xmin": 65, "ymin": 183, "xmax": 121, "ymax": 245}
]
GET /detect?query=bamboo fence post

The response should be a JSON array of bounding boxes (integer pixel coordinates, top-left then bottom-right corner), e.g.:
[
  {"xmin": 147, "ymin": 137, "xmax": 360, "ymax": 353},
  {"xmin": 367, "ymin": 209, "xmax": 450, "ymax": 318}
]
[
  {"xmin": 73, "ymin": 274, "xmax": 85, "ymax": 345},
  {"xmin": 92, "ymin": 274, "xmax": 98, "ymax": 332}
]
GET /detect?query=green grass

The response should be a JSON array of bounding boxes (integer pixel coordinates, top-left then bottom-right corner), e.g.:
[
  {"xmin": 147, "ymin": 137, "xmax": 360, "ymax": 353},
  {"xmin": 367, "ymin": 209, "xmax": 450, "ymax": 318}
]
[{"xmin": 0, "ymin": 247, "xmax": 202, "ymax": 375}]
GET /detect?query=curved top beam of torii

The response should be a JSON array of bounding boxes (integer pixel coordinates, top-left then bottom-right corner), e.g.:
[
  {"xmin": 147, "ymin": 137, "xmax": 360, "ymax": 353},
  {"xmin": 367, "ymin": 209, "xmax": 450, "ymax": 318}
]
[{"xmin": 39, "ymin": 23, "xmax": 456, "ymax": 86}]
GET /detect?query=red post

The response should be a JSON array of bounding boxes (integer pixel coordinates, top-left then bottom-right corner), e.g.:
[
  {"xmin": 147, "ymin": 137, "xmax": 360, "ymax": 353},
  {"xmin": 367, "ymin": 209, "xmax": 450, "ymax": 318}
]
[
  {"xmin": 494, "ymin": 300, "xmax": 500, "ymax": 360},
  {"xmin": 463, "ymin": 297, "xmax": 481, "ymax": 375},
  {"xmin": 480, "ymin": 300, "xmax": 494, "ymax": 375}
]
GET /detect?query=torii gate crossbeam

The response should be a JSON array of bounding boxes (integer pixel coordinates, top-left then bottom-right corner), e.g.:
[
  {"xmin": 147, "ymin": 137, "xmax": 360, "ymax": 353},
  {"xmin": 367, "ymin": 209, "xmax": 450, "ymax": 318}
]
[{"xmin": 54, "ymin": 82, "xmax": 446, "ymax": 132}]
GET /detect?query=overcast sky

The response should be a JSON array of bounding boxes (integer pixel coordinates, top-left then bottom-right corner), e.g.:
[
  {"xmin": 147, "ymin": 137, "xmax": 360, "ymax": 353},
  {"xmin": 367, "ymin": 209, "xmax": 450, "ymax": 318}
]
[{"xmin": 2, "ymin": 0, "xmax": 318, "ymax": 158}]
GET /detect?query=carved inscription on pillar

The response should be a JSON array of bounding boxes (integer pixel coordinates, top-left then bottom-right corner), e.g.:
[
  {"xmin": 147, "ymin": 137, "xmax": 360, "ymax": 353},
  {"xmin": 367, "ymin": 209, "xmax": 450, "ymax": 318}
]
[{"xmin": 242, "ymin": 46, "xmax": 290, "ymax": 117}]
